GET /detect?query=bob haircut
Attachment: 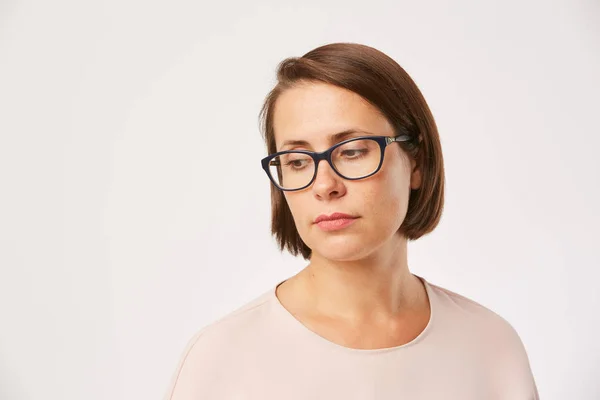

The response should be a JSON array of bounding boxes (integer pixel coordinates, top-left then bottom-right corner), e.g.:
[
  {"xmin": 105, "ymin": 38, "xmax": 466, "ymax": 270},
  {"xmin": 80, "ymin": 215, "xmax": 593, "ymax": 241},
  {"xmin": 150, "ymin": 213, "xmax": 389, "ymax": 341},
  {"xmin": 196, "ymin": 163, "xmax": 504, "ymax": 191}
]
[{"xmin": 259, "ymin": 42, "xmax": 445, "ymax": 260}]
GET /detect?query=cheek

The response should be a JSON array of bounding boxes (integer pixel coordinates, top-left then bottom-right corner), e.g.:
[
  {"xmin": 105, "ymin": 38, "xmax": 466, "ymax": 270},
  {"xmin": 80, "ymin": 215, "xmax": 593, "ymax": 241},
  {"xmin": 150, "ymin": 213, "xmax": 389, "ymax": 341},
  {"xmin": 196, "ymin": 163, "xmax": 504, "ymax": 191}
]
[
  {"xmin": 282, "ymin": 193, "xmax": 306, "ymax": 225},
  {"xmin": 362, "ymin": 159, "xmax": 411, "ymax": 223}
]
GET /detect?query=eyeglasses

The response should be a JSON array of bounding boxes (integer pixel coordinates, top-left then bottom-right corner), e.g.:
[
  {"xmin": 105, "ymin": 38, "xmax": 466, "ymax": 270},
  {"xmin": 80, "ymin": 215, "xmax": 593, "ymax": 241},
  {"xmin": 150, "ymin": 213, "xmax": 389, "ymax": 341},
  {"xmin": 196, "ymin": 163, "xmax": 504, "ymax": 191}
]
[{"xmin": 261, "ymin": 134, "xmax": 413, "ymax": 191}]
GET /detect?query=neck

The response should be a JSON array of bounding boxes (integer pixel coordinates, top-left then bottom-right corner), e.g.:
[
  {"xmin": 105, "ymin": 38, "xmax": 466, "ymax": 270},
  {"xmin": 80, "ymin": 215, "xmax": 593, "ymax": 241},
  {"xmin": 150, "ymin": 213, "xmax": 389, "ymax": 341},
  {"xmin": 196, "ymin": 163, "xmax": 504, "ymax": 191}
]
[{"xmin": 298, "ymin": 235, "xmax": 424, "ymax": 322}]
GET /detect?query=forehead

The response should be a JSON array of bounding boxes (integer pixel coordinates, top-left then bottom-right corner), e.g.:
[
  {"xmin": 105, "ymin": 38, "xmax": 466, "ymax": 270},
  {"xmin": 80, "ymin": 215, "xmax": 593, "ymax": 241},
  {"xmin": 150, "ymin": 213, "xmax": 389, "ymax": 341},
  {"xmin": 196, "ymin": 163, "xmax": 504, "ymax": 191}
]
[{"xmin": 272, "ymin": 82, "xmax": 393, "ymax": 149}]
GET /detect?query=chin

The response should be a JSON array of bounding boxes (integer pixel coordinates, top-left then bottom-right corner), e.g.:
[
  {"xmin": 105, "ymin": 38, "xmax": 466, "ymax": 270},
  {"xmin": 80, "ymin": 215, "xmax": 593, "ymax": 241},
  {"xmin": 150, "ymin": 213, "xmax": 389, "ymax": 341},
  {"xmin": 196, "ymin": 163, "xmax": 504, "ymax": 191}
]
[{"xmin": 310, "ymin": 236, "xmax": 377, "ymax": 262}]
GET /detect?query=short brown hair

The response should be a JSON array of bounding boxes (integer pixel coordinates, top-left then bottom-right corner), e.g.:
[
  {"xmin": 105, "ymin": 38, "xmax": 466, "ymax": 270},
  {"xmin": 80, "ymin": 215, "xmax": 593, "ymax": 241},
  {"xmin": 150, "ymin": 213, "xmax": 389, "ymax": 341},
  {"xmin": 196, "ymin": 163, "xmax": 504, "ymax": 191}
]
[{"xmin": 259, "ymin": 42, "xmax": 445, "ymax": 260}]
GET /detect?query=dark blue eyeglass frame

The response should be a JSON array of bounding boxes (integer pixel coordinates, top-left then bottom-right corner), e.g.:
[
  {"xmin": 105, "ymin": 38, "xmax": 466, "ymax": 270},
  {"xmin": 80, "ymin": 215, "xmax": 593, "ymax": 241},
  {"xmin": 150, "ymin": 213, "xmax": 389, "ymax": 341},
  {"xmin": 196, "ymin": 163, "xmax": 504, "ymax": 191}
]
[{"xmin": 260, "ymin": 134, "xmax": 414, "ymax": 192}]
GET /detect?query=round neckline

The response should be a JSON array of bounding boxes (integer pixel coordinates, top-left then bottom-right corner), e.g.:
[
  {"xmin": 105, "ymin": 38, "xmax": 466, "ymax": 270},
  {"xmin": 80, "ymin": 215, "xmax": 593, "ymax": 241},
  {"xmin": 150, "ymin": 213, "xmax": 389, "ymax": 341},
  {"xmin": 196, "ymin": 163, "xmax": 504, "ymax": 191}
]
[{"xmin": 270, "ymin": 274, "xmax": 436, "ymax": 355}]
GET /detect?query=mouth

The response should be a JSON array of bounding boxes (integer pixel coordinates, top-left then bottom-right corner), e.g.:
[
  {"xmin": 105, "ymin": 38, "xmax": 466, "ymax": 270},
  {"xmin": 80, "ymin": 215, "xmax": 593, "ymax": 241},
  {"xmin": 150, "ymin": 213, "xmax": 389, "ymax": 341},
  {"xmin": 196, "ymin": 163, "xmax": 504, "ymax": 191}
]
[{"xmin": 313, "ymin": 213, "xmax": 359, "ymax": 232}]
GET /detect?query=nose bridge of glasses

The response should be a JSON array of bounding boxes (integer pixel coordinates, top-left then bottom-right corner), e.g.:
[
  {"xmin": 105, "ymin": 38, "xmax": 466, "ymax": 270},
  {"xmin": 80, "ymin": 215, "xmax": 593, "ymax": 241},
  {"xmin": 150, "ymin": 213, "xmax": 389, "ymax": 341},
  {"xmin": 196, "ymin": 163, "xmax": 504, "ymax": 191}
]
[
  {"xmin": 309, "ymin": 150, "xmax": 342, "ymax": 187},
  {"xmin": 313, "ymin": 147, "xmax": 338, "ymax": 172}
]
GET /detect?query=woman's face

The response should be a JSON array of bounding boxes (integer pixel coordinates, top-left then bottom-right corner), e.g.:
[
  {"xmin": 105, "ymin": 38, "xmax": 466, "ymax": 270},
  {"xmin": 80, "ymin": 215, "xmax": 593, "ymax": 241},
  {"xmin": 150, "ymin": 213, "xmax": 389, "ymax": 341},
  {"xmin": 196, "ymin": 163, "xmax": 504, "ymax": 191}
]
[{"xmin": 272, "ymin": 81, "xmax": 421, "ymax": 261}]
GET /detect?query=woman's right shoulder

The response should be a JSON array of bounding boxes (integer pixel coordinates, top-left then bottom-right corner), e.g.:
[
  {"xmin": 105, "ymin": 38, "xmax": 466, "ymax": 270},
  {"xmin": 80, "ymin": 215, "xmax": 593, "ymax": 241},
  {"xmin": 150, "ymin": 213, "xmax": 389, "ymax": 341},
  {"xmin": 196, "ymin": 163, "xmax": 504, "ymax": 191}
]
[
  {"xmin": 163, "ymin": 288, "xmax": 276, "ymax": 400},
  {"xmin": 180, "ymin": 286, "xmax": 274, "ymax": 354}
]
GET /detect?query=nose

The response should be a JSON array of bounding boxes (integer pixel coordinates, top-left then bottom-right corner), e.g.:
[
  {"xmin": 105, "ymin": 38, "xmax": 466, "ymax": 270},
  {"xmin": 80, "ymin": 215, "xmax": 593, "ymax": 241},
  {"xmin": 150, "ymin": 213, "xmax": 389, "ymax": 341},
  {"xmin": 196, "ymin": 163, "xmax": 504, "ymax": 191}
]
[{"xmin": 311, "ymin": 159, "xmax": 346, "ymax": 200}]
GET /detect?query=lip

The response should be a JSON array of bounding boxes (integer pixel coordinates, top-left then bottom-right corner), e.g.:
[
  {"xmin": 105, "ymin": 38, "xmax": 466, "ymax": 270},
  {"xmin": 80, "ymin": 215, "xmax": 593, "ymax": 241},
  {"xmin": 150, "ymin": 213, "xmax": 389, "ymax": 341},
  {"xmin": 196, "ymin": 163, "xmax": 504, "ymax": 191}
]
[
  {"xmin": 313, "ymin": 213, "xmax": 359, "ymax": 232},
  {"xmin": 314, "ymin": 212, "xmax": 357, "ymax": 223}
]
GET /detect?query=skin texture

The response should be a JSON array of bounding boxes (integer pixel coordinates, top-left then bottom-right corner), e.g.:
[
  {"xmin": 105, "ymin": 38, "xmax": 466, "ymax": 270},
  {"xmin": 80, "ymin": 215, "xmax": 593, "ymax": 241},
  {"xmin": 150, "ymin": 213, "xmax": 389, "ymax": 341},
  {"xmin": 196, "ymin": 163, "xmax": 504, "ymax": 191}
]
[{"xmin": 272, "ymin": 81, "xmax": 431, "ymax": 350}]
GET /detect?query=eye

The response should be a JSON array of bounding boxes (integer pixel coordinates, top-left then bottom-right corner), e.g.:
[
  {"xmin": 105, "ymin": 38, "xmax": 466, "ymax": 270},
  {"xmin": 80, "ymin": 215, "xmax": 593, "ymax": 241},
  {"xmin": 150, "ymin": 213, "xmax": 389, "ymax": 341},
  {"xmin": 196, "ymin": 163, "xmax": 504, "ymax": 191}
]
[
  {"xmin": 341, "ymin": 148, "xmax": 368, "ymax": 158},
  {"xmin": 286, "ymin": 159, "xmax": 308, "ymax": 168},
  {"xmin": 282, "ymin": 153, "xmax": 313, "ymax": 170}
]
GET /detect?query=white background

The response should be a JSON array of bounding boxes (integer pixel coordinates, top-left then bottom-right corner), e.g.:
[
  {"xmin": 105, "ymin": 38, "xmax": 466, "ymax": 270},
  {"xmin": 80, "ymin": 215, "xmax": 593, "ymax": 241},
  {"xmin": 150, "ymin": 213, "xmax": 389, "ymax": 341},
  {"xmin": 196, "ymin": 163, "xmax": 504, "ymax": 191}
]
[{"xmin": 1, "ymin": 0, "xmax": 599, "ymax": 399}]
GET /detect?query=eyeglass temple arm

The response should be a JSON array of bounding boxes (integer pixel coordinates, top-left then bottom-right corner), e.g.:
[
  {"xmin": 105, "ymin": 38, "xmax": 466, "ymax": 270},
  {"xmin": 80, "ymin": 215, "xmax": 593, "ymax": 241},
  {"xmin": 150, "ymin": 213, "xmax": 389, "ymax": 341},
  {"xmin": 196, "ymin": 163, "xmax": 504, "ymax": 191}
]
[{"xmin": 386, "ymin": 134, "xmax": 413, "ymax": 145}]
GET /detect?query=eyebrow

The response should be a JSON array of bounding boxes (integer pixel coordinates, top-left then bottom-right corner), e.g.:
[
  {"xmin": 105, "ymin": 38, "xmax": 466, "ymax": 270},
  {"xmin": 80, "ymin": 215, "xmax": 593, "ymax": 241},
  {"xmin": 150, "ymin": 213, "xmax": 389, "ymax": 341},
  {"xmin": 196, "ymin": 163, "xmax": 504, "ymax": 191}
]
[{"xmin": 279, "ymin": 129, "xmax": 372, "ymax": 151}]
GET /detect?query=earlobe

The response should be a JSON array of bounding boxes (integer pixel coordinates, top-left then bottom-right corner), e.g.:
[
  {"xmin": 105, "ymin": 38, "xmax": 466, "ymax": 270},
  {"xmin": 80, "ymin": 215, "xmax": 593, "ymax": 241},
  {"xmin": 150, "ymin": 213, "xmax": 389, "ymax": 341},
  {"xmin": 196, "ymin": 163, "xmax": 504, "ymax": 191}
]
[{"xmin": 410, "ymin": 160, "xmax": 422, "ymax": 190}]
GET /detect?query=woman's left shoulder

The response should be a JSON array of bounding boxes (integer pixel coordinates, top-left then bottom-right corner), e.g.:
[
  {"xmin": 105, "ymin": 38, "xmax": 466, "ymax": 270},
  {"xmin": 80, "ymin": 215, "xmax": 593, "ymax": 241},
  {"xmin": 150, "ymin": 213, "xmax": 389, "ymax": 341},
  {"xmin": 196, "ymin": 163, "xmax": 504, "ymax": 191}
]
[
  {"xmin": 425, "ymin": 278, "xmax": 525, "ymax": 336},
  {"xmin": 425, "ymin": 278, "xmax": 539, "ymax": 397}
]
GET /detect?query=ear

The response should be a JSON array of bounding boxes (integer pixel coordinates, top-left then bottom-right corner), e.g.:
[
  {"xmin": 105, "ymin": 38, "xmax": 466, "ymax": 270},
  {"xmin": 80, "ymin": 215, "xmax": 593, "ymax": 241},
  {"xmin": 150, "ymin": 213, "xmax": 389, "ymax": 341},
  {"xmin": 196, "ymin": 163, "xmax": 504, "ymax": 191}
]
[{"xmin": 409, "ymin": 158, "xmax": 422, "ymax": 190}]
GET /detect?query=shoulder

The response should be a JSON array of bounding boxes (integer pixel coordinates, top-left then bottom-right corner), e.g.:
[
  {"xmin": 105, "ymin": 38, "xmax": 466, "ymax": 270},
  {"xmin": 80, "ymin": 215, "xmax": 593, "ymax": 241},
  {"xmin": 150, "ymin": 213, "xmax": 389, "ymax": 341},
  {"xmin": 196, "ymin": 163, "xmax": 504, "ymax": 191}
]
[
  {"xmin": 427, "ymin": 279, "xmax": 517, "ymax": 328},
  {"xmin": 163, "ymin": 288, "xmax": 275, "ymax": 400},
  {"xmin": 425, "ymin": 278, "xmax": 539, "ymax": 398},
  {"xmin": 427, "ymin": 279, "xmax": 528, "ymax": 351},
  {"xmin": 179, "ymin": 287, "xmax": 275, "ymax": 355}
]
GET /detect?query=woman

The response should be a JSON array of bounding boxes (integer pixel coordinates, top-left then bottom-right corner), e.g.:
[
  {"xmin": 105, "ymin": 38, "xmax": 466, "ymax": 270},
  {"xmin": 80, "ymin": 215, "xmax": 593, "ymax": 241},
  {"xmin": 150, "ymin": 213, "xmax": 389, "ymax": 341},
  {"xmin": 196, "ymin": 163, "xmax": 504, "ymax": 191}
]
[{"xmin": 164, "ymin": 42, "xmax": 539, "ymax": 399}]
